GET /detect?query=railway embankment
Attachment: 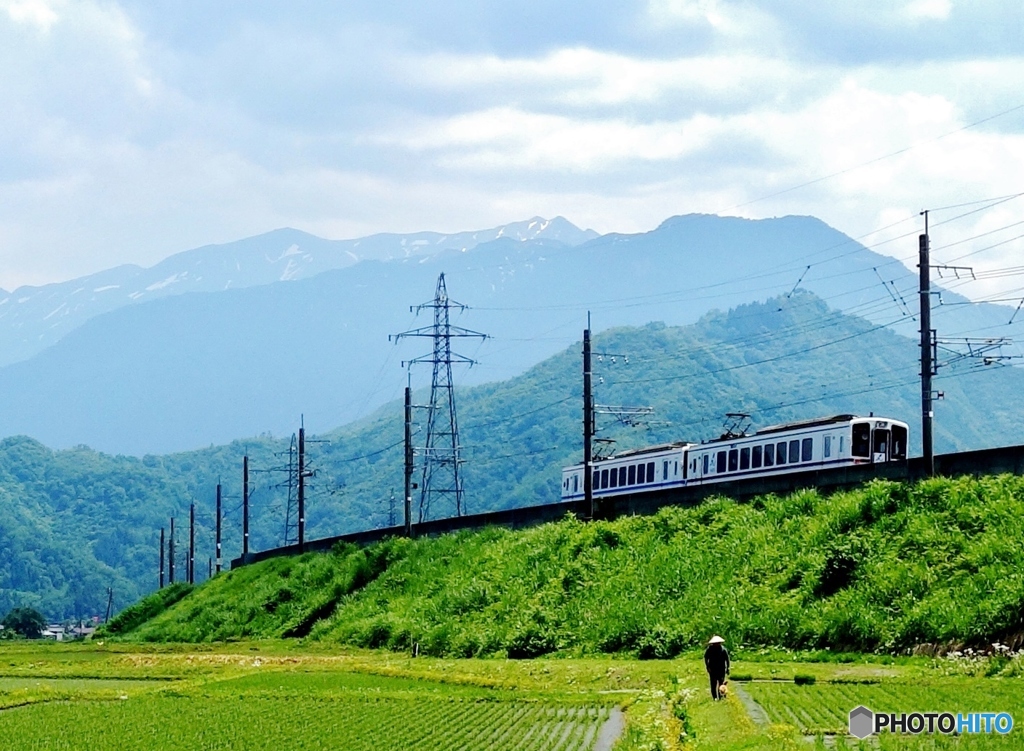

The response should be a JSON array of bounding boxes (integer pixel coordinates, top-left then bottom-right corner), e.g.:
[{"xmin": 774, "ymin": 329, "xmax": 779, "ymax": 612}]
[{"xmin": 106, "ymin": 474, "xmax": 1024, "ymax": 656}]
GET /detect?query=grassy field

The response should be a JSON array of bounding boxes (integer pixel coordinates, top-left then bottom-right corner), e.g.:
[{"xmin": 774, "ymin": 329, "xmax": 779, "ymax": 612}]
[{"xmin": 0, "ymin": 642, "xmax": 1019, "ymax": 750}]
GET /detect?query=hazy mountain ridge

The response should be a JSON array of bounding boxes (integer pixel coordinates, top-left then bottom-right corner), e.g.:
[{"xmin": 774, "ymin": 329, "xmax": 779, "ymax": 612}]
[
  {"xmin": 0, "ymin": 213, "xmax": 1019, "ymax": 455},
  {"xmin": 0, "ymin": 217, "xmax": 597, "ymax": 367}
]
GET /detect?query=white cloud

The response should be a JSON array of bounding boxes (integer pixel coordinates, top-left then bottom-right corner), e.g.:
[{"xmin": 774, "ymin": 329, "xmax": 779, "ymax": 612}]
[
  {"xmin": 409, "ymin": 47, "xmax": 815, "ymax": 110},
  {"xmin": 903, "ymin": 0, "xmax": 952, "ymax": 21},
  {"xmin": 0, "ymin": 0, "xmax": 1022, "ymax": 310},
  {"xmin": 2, "ymin": 0, "xmax": 59, "ymax": 32}
]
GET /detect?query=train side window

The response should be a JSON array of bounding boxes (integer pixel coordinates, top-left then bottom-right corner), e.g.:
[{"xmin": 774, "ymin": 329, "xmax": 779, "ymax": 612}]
[
  {"xmin": 824, "ymin": 436, "xmax": 832, "ymax": 458},
  {"xmin": 601, "ymin": 469, "xmax": 609, "ymax": 489},
  {"xmin": 789, "ymin": 439, "xmax": 800, "ymax": 463},
  {"xmin": 573, "ymin": 475, "xmax": 578, "ymax": 493},
  {"xmin": 619, "ymin": 467, "xmax": 627, "ymax": 486},
  {"xmin": 763, "ymin": 444, "xmax": 774, "ymax": 467},
  {"xmin": 663, "ymin": 461, "xmax": 669, "ymax": 480},
  {"xmin": 610, "ymin": 468, "xmax": 619, "ymax": 488},
  {"xmin": 840, "ymin": 436, "xmax": 845, "ymax": 454},
  {"xmin": 777, "ymin": 442, "xmax": 787, "ymax": 464},
  {"xmin": 852, "ymin": 423, "xmax": 871, "ymax": 457},
  {"xmin": 752, "ymin": 445, "xmax": 762, "ymax": 468},
  {"xmin": 739, "ymin": 447, "xmax": 750, "ymax": 470},
  {"xmin": 728, "ymin": 449, "xmax": 738, "ymax": 472},
  {"xmin": 717, "ymin": 451, "xmax": 726, "ymax": 473},
  {"xmin": 628, "ymin": 465, "xmax": 636, "ymax": 485},
  {"xmin": 646, "ymin": 462, "xmax": 655, "ymax": 482},
  {"xmin": 801, "ymin": 437, "xmax": 813, "ymax": 462},
  {"xmin": 703, "ymin": 455, "xmax": 709, "ymax": 474}
]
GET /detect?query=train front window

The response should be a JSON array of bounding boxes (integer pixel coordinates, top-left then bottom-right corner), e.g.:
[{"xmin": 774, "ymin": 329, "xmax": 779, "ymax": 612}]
[
  {"xmin": 752, "ymin": 445, "xmax": 762, "ymax": 468},
  {"xmin": 852, "ymin": 423, "xmax": 871, "ymax": 457},
  {"xmin": 740, "ymin": 447, "xmax": 750, "ymax": 470},
  {"xmin": 628, "ymin": 465, "xmax": 636, "ymax": 485},
  {"xmin": 873, "ymin": 430, "xmax": 889, "ymax": 460},
  {"xmin": 891, "ymin": 425, "xmax": 908, "ymax": 460},
  {"xmin": 801, "ymin": 438, "xmax": 813, "ymax": 462}
]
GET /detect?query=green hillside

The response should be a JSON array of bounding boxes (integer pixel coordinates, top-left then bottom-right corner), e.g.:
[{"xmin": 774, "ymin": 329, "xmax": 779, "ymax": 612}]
[
  {"xmin": 4, "ymin": 290, "xmax": 1024, "ymax": 620},
  {"xmin": 109, "ymin": 474, "xmax": 1024, "ymax": 655}
]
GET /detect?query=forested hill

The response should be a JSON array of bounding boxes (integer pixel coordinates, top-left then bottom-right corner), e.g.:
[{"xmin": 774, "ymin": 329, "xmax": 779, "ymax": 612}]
[{"xmin": 3, "ymin": 290, "xmax": 1024, "ymax": 620}]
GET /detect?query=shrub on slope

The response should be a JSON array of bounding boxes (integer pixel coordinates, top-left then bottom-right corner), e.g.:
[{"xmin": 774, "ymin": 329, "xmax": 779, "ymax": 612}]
[{"xmin": 120, "ymin": 475, "xmax": 1024, "ymax": 655}]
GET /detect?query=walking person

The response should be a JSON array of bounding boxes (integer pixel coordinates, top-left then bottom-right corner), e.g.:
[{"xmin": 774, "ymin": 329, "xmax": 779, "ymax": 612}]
[{"xmin": 704, "ymin": 635, "xmax": 730, "ymax": 700}]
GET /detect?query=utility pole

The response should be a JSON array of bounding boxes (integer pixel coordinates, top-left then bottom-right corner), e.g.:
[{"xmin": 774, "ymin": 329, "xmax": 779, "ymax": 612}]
[
  {"xmin": 159, "ymin": 528, "xmax": 165, "ymax": 589},
  {"xmin": 919, "ymin": 211, "xmax": 935, "ymax": 477},
  {"xmin": 189, "ymin": 503, "xmax": 195, "ymax": 585},
  {"xmin": 169, "ymin": 517, "xmax": 175, "ymax": 584},
  {"xmin": 104, "ymin": 587, "xmax": 113, "ymax": 623},
  {"xmin": 215, "ymin": 482, "xmax": 222, "ymax": 575},
  {"xmin": 583, "ymin": 315, "xmax": 594, "ymax": 519},
  {"xmin": 391, "ymin": 273, "xmax": 487, "ymax": 521},
  {"xmin": 242, "ymin": 455, "xmax": 249, "ymax": 559},
  {"xmin": 404, "ymin": 380, "xmax": 414, "ymax": 537},
  {"xmin": 208, "ymin": 557, "xmax": 212, "ymax": 580}
]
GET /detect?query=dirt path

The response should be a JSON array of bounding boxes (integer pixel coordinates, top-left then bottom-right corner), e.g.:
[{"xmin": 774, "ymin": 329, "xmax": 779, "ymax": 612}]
[
  {"xmin": 732, "ymin": 684, "xmax": 770, "ymax": 727},
  {"xmin": 593, "ymin": 707, "xmax": 625, "ymax": 751}
]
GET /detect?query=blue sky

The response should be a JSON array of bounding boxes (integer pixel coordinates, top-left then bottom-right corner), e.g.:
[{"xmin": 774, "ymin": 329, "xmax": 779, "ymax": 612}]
[{"xmin": 1, "ymin": 0, "xmax": 1023, "ymax": 295}]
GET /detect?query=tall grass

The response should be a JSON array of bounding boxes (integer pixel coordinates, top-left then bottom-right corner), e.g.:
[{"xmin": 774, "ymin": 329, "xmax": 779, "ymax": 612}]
[{"xmin": 119, "ymin": 475, "xmax": 1024, "ymax": 655}]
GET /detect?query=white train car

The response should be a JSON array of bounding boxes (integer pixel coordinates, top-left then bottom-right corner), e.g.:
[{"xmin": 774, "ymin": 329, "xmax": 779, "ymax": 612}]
[
  {"xmin": 560, "ymin": 442, "xmax": 690, "ymax": 502},
  {"xmin": 685, "ymin": 414, "xmax": 908, "ymax": 485},
  {"xmin": 560, "ymin": 415, "xmax": 908, "ymax": 501}
]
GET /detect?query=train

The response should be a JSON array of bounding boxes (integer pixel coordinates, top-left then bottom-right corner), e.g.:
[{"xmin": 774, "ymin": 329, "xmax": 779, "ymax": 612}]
[{"xmin": 560, "ymin": 414, "xmax": 909, "ymax": 501}]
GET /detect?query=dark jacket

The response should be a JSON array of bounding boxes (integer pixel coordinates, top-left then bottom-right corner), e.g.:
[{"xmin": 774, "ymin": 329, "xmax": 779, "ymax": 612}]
[{"xmin": 704, "ymin": 644, "xmax": 730, "ymax": 676}]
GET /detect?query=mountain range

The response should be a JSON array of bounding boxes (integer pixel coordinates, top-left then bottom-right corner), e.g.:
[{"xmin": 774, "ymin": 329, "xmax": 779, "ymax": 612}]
[
  {"xmin": 0, "ymin": 213, "xmax": 1019, "ymax": 455},
  {"xmin": 0, "ymin": 217, "xmax": 597, "ymax": 368}
]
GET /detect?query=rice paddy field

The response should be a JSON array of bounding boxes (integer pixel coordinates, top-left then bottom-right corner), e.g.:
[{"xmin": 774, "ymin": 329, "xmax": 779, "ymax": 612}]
[{"xmin": 0, "ymin": 641, "xmax": 1020, "ymax": 750}]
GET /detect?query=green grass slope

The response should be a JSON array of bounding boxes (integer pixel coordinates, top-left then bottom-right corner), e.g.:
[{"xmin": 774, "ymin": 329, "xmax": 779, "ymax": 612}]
[{"xmin": 113, "ymin": 474, "xmax": 1024, "ymax": 654}]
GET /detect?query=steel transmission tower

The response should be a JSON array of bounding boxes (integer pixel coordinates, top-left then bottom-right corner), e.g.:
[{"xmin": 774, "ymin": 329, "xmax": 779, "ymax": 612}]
[
  {"xmin": 282, "ymin": 433, "xmax": 299, "ymax": 545},
  {"xmin": 391, "ymin": 273, "xmax": 486, "ymax": 521}
]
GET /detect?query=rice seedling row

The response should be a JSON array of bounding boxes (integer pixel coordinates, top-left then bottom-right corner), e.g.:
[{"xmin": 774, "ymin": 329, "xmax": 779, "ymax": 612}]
[{"xmin": 745, "ymin": 681, "xmax": 1024, "ymax": 737}]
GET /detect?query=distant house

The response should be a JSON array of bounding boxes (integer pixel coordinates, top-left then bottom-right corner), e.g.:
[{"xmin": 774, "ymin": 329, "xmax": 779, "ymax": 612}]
[
  {"xmin": 41, "ymin": 625, "xmax": 65, "ymax": 641},
  {"xmin": 70, "ymin": 625, "xmax": 97, "ymax": 639}
]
